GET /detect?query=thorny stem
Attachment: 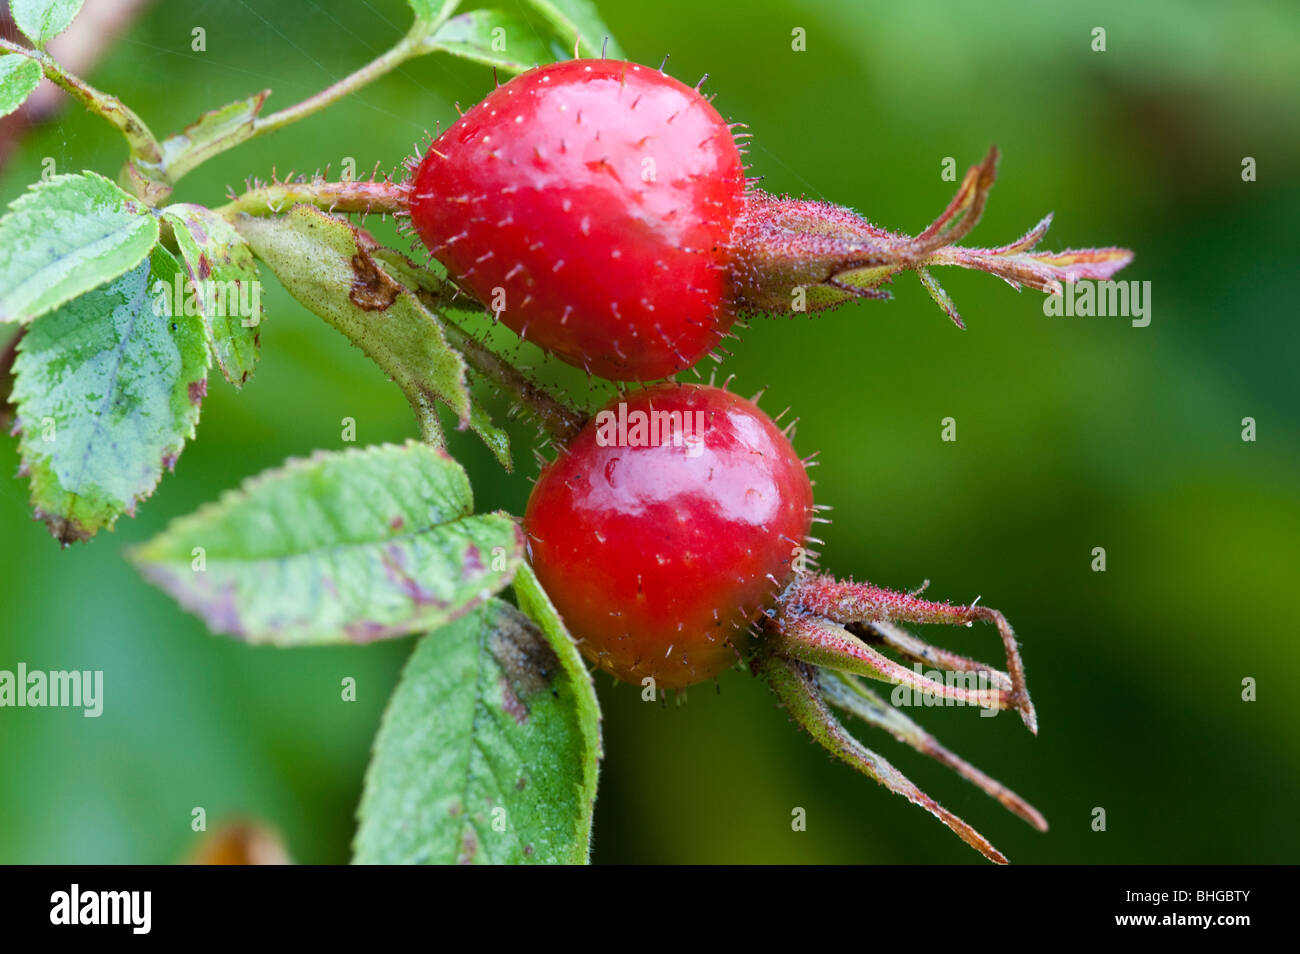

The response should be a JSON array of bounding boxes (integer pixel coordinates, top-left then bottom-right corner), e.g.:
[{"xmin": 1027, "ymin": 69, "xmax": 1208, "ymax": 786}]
[
  {"xmin": 0, "ymin": 37, "xmax": 162, "ymax": 166},
  {"xmin": 223, "ymin": 174, "xmax": 587, "ymax": 448},
  {"xmin": 381, "ymin": 255, "xmax": 588, "ymax": 447},
  {"xmin": 6, "ymin": 7, "xmax": 456, "ymax": 201},
  {"xmin": 213, "ymin": 177, "xmax": 407, "ymax": 219},
  {"xmin": 413, "ymin": 292, "xmax": 589, "ymax": 449}
]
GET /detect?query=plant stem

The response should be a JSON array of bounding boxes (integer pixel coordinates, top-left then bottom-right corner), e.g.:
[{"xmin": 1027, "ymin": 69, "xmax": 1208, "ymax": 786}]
[
  {"xmin": 167, "ymin": 14, "xmax": 451, "ymax": 187},
  {"xmin": 251, "ymin": 33, "xmax": 424, "ymax": 140},
  {"xmin": 365, "ymin": 248, "xmax": 589, "ymax": 448},
  {"xmin": 213, "ymin": 178, "xmax": 407, "ymax": 219},
  {"xmin": 0, "ymin": 37, "xmax": 162, "ymax": 164},
  {"xmin": 395, "ymin": 275, "xmax": 587, "ymax": 447},
  {"xmin": 439, "ymin": 317, "xmax": 588, "ymax": 448}
]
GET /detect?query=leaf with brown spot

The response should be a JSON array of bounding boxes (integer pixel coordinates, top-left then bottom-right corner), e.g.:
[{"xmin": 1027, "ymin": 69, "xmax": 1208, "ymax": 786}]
[
  {"xmin": 238, "ymin": 206, "xmax": 503, "ymax": 460},
  {"xmin": 354, "ymin": 599, "xmax": 600, "ymax": 864},
  {"xmin": 163, "ymin": 203, "xmax": 262, "ymax": 386},
  {"xmin": 348, "ymin": 252, "xmax": 402, "ymax": 311}
]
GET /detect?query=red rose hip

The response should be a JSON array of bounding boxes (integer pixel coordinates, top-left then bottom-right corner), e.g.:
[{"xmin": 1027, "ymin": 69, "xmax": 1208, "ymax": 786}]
[
  {"xmin": 407, "ymin": 59, "xmax": 746, "ymax": 381},
  {"xmin": 524, "ymin": 383, "xmax": 814, "ymax": 688}
]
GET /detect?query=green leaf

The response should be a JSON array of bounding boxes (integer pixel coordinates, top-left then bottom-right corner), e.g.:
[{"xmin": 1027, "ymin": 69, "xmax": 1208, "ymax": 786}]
[
  {"xmin": 513, "ymin": 560, "xmax": 602, "ymax": 759},
  {"xmin": 0, "ymin": 53, "xmax": 42, "ymax": 118},
  {"xmin": 11, "ymin": 247, "xmax": 209, "ymax": 544},
  {"xmin": 406, "ymin": 0, "xmax": 459, "ymax": 24},
  {"xmin": 129, "ymin": 441, "xmax": 525, "ymax": 646},
  {"xmin": 163, "ymin": 203, "xmax": 262, "ymax": 387},
  {"xmin": 464, "ymin": 400, "xmax": 512, "ymax": 469},
  {"xmin": 158, "ymin": 91, "xmax": 269, "ymax": 183},
  {"xmin": 522, "ymin": 0, "xmax": 625, "ymax": 59},
  {"xmin": 425, "ymin": 10, "xmax": 554, "ymax": 75},
  {"xmin": 236, "ymin": 205, "xmax": 499, "ymax": 459},
  {"xmin": 354, "ymin": 598, "xmax": 600, "ymax": 864},
  {"xmin": 10, "ymin": 0, "xmax": 85, "ymax": 48},
  {"xmin": 0, "ymin": 171, "xmax": 159, "ymax": 324}
]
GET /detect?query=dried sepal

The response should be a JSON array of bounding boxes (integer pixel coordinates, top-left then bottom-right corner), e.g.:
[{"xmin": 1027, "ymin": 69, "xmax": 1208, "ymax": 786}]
[
  {"xmin": 817, "ymin": 668, "xmax": 1046, "ymax": 832},
  {"xmin": 756, "ymin": 649, "xmax": 1010, "ymax": 864},
  {"xmin": 782, "ymin": 573, "xmax": 1038, "ymax": 733},
  {"xmin": 728, "ymin": 145, "xmax": 1132, "ymax": 328},
  {"xmin": 775, "ymin": 612, "xmax": 1014, "ymax": 714}
]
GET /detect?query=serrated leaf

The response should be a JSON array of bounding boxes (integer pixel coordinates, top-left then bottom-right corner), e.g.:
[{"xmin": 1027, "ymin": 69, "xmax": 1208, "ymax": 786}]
[
  {"xmin": 237, "ymin": 205, "xmax": 489, "ymax": 455},
  {"xmin": 129, "ymin": 441, "xmax": 525, "ymax": 646},
  {"xmin": 11, "ymin": 247, "xmax": 209, "ymax": 544},
  {"xmin": 354, "ymin": 598, "xmax": 599, "ymax": 864},
  {"xmin": 10, "ymin": 0, "xmax": 84, "ymax": 48},
  {"xmin": 0, "ymin": 171, "xmax": 159, "ymax": 324},
  {"xmin": 158, "ymin": 91, "xmax": 269, "ymax": 182},
  {"xmin": 523, "ymin": 0, "xmax": 625, "ymax": 59},
  {"xmin": 0, "ymin": 53, "xmax": 42, "ymax": 118},
  {"xmin": 163, "ymin": 203, "xmax": 262, "ymax": 386},
  {"xmin": 425, "ymin": 10, "xmax": 554, "ymax": 75}
]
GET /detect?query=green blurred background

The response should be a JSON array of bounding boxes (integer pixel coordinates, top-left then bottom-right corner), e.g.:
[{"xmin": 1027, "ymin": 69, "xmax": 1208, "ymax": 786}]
[{"xmin": 2, "ymin": 0, "xmax": 1297, "ymax": 864}]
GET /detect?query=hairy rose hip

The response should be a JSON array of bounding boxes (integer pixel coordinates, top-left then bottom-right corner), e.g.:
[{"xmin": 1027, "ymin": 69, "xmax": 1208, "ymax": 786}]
[
  {"xmin": 524, "ymin": 383, "xmax": 814, "ymax": 688},
  {"xmin": 403, "ymin": 59, "xmax": 1132, "ymax": 382},
  {"xmin": 523, "ymin": 380, "xmax": 1045, "ymax": 862},
  {"xmin": 407, "ymin": 59, "xmax": 746, "ymax": 380}
]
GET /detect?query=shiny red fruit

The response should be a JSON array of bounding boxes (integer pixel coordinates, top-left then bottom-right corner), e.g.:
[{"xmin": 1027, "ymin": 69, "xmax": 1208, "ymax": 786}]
[
  {"xmin": 408, "ymin": 59, "xmax": 746, "ymax": 381},
  {"xmin": 524, "ymin": 384, "xmax": 814, "ymax": 688}
]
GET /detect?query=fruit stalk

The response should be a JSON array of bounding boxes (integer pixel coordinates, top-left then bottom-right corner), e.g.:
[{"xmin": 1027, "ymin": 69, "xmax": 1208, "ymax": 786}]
[
  {"xmin": 0, "ymin": 36, "xmax": 162, "ymax": 166},
  {"xmin": 214, "ymin": 176, "xmax": 407, "ymax": 220},
  {"xmin": 436, "ymin": 312, "xmax": 588, "ymax": 448}
]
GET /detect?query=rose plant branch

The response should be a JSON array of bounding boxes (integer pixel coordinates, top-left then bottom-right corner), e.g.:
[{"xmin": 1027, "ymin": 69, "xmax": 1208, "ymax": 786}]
[
  {"xmin": 213, "ymin": 175, "xmax": 408, "ymax": 220},
  {"xmin": 0, "ymin": 35, "xmax": 163, "ymax": 165},
  {"xmin": 1, "ymin": 0, "xmax": 1140, "ymax": 863},
  {"xmin": 249, "ymin": 17, "xmax": 448, "ymax": 141},
  {"xmin": 6, "ymin": 2, "xmax": 464, "ymax": 203},
  {"xmin": 140, "ymin": 2, "xmax": 467, "ymax": 193}
]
